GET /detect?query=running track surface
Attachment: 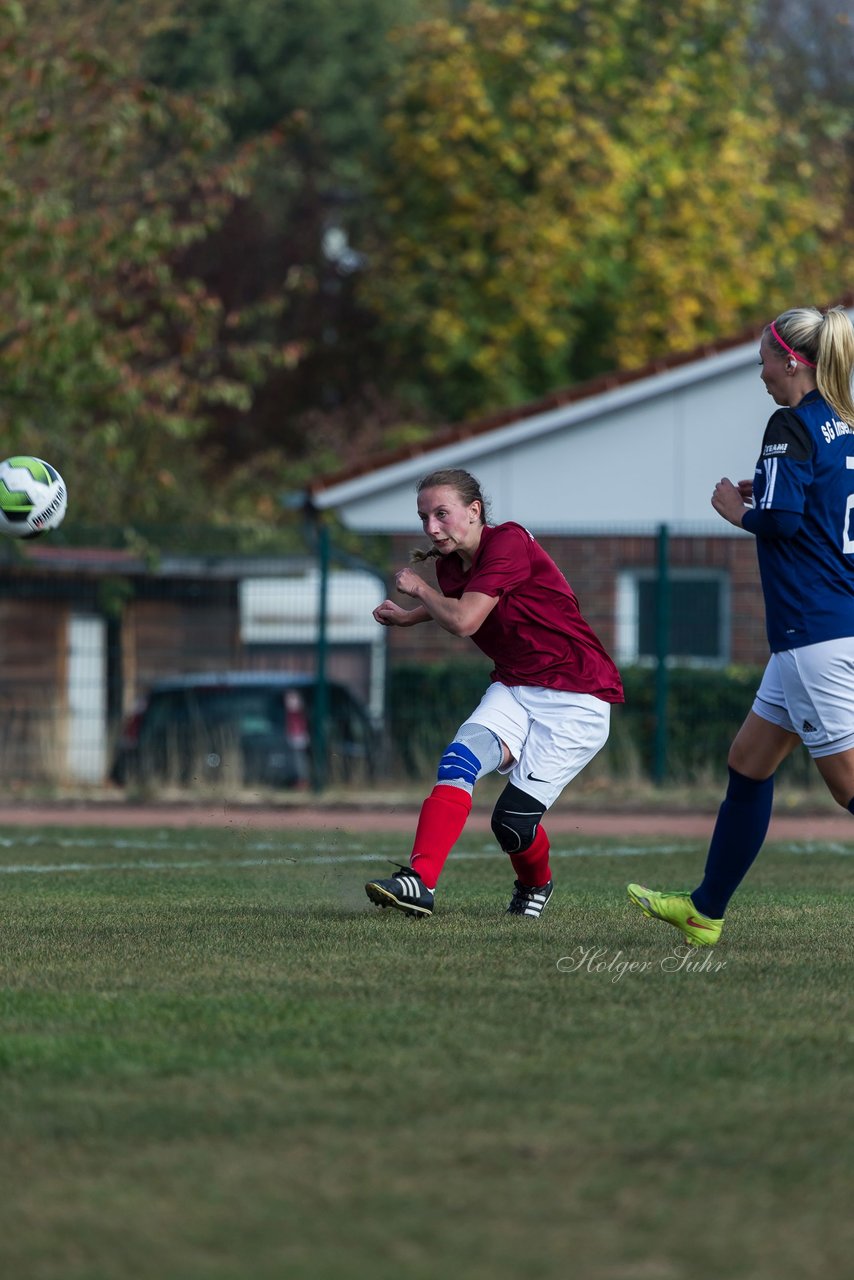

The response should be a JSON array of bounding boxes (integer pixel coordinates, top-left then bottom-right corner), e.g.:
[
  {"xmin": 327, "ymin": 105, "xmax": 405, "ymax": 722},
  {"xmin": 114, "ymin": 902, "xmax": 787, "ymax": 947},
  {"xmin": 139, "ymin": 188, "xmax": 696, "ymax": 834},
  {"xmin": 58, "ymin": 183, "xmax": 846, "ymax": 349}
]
[{"xmin": 0, "ymin": 804, "xmax": 851, "ymax": 841}]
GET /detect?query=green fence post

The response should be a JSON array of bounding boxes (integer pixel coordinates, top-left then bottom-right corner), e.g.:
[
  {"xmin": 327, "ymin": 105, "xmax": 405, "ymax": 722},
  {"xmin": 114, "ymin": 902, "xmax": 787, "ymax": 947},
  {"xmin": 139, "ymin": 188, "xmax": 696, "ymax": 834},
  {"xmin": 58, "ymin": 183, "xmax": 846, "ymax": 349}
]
[
  {"xmin": 653, "ymin": 522, "xmax": 670, "ymax": 785},
  {"xmin": 313, "ymin": 522, "xmax": 330, "ymax": 792}
]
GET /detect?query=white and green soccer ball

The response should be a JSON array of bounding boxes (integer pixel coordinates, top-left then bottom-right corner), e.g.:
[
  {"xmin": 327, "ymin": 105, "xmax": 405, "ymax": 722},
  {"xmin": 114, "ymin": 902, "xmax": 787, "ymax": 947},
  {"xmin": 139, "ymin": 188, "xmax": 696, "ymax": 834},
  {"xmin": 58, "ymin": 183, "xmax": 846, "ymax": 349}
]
[{"xmin": 0, "ymin": 455, "xmax": 67, "ymax": 539}]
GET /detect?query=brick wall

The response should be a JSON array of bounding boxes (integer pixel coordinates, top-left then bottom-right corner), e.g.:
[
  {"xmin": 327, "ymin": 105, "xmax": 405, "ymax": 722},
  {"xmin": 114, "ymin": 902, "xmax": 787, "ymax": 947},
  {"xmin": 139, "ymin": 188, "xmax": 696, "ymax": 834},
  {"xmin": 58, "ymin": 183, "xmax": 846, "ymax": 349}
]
[{"xmin": 0, "ymin": 598, "xmax": 68, "ymax": 780}]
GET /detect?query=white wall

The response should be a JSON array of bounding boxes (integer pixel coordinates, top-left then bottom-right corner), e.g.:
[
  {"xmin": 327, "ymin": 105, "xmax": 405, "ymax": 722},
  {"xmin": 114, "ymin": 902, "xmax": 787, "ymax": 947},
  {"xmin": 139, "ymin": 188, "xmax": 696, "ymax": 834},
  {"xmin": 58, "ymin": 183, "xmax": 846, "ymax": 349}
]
[
  {"xmin": 315, "ymin": 340, "xmax": 777, "ymax": 534},
  {"xmin": 66, "ymin": 612, "xmax": 107, "ymax": 783}
]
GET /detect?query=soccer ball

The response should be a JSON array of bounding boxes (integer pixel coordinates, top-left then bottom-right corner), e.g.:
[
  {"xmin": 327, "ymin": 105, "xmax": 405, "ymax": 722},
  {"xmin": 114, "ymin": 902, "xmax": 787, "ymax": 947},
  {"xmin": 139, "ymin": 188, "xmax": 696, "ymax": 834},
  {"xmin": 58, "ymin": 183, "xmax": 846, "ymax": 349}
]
[{"xmin": 0, "ymin": 456, "xmax": 68, "ymax": 539}]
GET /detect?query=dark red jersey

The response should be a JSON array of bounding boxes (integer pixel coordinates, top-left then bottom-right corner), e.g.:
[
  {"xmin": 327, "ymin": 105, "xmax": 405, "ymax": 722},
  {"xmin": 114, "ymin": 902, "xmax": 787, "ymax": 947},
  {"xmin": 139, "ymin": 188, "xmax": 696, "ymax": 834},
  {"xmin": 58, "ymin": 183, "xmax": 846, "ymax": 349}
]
[{"xmin": 435, "ymin": 522, "xmax": 624, "ymax": 702}]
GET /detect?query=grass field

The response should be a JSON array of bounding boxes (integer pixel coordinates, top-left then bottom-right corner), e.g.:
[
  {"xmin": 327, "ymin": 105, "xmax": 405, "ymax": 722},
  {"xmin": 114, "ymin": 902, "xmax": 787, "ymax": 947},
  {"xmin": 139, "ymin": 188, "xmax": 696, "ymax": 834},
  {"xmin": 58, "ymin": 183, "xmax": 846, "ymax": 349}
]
[{"xmin": 0, "ymin": 823, "xmax": 851, "ymax": 1280}]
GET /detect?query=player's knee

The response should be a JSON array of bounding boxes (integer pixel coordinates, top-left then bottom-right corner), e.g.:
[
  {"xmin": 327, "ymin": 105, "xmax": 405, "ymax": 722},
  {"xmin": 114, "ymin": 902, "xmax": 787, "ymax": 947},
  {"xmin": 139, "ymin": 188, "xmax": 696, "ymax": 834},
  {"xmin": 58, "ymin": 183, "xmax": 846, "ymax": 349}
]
[
  {"xmin": 437, "ymin": 723, "xmax": 502, "ymax": 792},
  {"xmin": 491, "ymin": 782, "xmax": 546, "ymax": 854}
]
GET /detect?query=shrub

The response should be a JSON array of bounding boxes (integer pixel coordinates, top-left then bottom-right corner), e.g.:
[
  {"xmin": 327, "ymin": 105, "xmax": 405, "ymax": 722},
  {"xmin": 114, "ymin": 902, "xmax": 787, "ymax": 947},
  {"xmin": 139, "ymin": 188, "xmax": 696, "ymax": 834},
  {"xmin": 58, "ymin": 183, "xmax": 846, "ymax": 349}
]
[{"xmin": 387, "ymin": 661, "xmax": 820, "ymax": 787}]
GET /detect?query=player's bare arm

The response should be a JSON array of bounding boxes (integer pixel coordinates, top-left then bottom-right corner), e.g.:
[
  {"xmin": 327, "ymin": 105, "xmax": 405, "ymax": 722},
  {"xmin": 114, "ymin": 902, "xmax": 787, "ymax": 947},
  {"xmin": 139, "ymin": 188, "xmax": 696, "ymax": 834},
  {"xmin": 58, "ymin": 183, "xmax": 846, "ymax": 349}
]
[
  {"xmin": 373, "ymin": 599, "xmax": 432, "ymax": 627},
  {"xmin": 711, "ymin": 477, "xmax": 749, "ymax": 528},
  {"xmin": 393, "ymin": 566, "xmax": 498, "ymax": 637}
]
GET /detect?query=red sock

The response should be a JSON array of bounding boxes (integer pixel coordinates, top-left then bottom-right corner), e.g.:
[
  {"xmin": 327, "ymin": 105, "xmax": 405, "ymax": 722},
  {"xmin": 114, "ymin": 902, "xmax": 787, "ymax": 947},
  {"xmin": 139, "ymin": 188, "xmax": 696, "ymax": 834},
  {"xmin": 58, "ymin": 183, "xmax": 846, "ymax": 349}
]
[
  {"xmin": 509, "ymin": 825, "xmax": 551, "ymax": 887},
  {"xmin": 409, "ymin": 784, "xmax": 472, "ymax": 889}
]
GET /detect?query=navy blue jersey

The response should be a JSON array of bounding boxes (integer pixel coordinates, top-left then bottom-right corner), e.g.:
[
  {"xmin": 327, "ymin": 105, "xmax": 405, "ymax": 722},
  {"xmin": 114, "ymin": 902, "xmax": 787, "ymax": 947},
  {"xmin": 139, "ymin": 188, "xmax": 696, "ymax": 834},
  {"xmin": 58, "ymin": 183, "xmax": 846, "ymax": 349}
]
[{"xmin": 746, "ymin": 390, "xmax": 854, "ymax": 652}]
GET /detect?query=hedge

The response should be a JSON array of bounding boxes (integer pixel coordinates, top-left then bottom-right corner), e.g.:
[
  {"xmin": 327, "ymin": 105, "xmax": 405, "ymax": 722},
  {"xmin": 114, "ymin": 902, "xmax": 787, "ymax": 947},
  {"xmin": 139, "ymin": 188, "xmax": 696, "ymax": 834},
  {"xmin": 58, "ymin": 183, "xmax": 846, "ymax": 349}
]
[{"xmin": 387, "ymin": 661, "xmax": 818, "ymax": 785}]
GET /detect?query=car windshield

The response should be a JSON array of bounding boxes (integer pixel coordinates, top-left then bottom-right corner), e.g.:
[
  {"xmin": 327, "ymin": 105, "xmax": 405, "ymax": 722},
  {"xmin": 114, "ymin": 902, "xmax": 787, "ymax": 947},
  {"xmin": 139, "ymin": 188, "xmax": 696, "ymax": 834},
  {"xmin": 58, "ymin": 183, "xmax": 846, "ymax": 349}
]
[{"xmin": 188, "ymin": 689, "xmax": 287, "ymax": 736}]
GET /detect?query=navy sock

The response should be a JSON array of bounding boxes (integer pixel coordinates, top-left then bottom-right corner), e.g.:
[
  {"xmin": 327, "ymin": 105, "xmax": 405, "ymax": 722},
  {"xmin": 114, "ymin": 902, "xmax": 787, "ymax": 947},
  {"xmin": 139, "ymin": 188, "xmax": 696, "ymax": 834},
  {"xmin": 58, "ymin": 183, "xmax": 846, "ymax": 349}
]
[
  {"xmin": 692, "ymin": 767, "xmax": 774, "ymax": 919},
  {"xmin": 848, "ymin": 798, "xmax": 854, "ymax": 816}
]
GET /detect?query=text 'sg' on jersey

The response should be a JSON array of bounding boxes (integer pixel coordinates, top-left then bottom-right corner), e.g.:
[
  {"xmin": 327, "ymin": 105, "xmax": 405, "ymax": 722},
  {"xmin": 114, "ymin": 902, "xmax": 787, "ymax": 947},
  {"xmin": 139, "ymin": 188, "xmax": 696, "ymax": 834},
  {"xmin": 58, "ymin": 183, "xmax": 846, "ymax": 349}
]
[
  {"xmin": 751, "ymin": 390, "xmax": 854, "ymax": 651},
  {"xmin": 435, "ymin": 522, "xmax": 624, "ymax": 701}
]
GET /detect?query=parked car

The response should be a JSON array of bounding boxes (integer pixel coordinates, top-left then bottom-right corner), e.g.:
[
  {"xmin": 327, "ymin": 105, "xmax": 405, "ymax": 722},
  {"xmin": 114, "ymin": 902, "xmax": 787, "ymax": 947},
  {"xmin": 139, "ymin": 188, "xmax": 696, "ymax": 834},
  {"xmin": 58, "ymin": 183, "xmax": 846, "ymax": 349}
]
[{"xmin": 111, "ymin": 671, "xmax": 377, "ymax": 789}]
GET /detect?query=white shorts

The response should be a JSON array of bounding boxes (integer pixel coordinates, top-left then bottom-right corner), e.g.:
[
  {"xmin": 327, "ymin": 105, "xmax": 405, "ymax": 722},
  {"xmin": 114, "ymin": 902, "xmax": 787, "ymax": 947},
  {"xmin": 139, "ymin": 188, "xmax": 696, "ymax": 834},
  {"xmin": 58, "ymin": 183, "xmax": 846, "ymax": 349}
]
[
  {"xmin": 752, "ymin": 638, "xmax": 854, "ymax": 758},
  {"xmin": 459, "ymin": 683, "xmax": 611, "ymax": 808}
]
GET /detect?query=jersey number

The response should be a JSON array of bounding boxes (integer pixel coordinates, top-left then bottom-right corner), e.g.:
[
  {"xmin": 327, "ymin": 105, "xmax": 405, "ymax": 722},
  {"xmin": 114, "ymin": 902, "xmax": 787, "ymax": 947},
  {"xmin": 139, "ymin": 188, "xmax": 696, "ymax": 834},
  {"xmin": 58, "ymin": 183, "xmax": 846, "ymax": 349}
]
[{"xmin": 844, "ymin": 458, "xmax": 854, "ymax": 555}]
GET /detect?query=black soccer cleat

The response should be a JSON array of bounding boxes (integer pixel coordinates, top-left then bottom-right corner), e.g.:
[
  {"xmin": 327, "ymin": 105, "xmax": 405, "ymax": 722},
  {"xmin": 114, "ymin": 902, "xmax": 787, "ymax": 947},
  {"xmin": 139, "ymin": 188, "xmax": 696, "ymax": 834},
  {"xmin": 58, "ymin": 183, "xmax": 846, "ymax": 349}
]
[
  {"xmin": 365, "ymin": 866, "xmax": 435, "ymax": 918},
  {"xmin": 506, "ymin": 878, "xmax": 553, "ymax": 919}
]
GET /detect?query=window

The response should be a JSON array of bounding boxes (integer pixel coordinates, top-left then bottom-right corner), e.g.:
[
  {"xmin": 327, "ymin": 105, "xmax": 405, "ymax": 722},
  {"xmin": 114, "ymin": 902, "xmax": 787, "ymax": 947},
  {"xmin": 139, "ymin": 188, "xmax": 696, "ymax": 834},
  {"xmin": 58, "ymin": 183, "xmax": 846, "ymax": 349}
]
[{"xmin": 616, "ymin": 569, "xmax": 730, "ymax": 665}]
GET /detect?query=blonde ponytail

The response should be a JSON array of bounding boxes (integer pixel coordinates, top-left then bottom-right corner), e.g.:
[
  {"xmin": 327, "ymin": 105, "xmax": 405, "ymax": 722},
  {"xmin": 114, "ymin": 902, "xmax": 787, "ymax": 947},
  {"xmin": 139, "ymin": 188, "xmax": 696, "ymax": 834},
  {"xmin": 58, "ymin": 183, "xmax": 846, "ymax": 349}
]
[{"xmin": 771, "ymin": 306, "xmax": 854, "ymax": 424}]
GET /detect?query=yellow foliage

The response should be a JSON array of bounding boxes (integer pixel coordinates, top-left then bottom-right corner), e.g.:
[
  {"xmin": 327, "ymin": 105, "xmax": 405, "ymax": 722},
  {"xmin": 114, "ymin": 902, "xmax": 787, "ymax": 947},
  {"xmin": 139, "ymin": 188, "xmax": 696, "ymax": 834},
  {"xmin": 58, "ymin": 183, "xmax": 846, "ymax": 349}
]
[{"xmin": 362, "ymin": 0, "xmax": 853, "ymax": 417}]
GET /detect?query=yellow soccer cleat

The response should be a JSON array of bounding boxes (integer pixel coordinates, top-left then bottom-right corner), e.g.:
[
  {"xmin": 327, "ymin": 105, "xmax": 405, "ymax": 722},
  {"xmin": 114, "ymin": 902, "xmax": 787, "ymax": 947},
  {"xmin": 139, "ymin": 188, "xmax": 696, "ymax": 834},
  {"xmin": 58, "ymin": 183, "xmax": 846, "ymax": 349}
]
[{"xmin": 627, "ymin": 883, "xmax": 724, "ymax": 947}]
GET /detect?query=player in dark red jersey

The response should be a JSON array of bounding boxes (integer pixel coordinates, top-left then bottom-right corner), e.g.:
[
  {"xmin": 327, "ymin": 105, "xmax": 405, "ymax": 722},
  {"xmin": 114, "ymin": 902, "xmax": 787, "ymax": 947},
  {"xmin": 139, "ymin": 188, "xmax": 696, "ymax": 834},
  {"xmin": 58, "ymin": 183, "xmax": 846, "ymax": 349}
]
[{"xmin": 365, "ymin": 468, "xmax": 623, "ymax": 919}]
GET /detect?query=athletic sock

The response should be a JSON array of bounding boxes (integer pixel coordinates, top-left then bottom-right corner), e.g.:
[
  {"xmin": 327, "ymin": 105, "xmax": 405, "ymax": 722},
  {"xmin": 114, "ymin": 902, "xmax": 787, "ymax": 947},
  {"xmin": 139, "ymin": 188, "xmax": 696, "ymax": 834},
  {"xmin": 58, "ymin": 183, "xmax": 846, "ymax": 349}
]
[
  {"xmin": 509, "ymin": 825, "xmax": 551, "ymax": 888},
  {"xmin": 409, "ymin": 784, "xmax": 472, "ymax": 889},
  {"xmin": 691, "ymin": 767, "xmax": 774, "ymax": 919}
]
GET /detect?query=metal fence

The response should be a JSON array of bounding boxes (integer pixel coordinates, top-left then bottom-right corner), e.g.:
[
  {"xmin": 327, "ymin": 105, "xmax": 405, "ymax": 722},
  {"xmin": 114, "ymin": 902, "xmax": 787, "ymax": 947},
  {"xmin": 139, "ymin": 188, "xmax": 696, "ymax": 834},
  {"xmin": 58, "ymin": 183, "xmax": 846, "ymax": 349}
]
[{"xmin": 0, "ymin": 521, "xmax": 790, "ymax": 793}]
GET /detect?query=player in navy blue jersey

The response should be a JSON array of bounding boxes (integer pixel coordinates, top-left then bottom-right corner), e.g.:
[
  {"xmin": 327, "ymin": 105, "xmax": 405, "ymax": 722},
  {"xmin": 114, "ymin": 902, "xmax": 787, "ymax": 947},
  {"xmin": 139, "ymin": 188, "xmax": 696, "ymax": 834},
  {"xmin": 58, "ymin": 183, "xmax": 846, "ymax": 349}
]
[{"xmin": 628, "ymin": 305, "xmax": 854, "ymax": 945}]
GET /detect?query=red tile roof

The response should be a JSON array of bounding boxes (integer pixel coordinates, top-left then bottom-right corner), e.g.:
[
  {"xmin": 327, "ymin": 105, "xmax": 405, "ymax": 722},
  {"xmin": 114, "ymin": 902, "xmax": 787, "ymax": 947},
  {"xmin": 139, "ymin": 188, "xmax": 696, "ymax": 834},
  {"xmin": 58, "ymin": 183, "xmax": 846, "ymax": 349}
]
[{"xmin": 308, "ymin": 296, "xmax": 854, "ymax": 495}]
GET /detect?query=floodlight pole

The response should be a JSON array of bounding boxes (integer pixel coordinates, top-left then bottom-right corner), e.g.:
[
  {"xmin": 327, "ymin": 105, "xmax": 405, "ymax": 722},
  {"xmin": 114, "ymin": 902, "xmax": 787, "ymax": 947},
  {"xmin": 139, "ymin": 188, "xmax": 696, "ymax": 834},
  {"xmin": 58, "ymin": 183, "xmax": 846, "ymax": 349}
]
[
  {"xmin": 653, "ymin": 523, "xmax": 670, "ymax": 785},
  {"xmin": 313, "ymin": 519, "xmax": 330, "ymax": 793},
  {"xmin": 281, "ymin": 490, "xmax": 332, "ymax": 793},
  {"xmin": 282, "ymin": 487, "xmax": 392, "ymax": 788}
]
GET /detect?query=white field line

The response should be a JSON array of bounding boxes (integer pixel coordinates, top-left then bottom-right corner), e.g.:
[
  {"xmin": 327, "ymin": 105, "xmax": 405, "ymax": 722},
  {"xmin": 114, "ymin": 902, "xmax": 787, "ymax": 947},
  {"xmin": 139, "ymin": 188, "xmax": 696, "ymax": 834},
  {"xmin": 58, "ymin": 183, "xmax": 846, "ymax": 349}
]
[
  {"xmin": 0, "ymin": 846, "xmax": 690, "ymax": 875},
  {"xmin": 0, "ymin": 840, "xmax": 850, "ymax": 876}
]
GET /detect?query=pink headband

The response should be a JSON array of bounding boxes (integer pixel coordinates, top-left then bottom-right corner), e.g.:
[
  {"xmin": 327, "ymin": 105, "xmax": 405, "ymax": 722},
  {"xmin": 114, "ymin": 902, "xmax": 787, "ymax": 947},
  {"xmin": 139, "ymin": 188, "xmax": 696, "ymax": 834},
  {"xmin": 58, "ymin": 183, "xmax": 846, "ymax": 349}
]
[{"xmin": 770, "ymin": 321, "xmax": 817, "ymax": 369}]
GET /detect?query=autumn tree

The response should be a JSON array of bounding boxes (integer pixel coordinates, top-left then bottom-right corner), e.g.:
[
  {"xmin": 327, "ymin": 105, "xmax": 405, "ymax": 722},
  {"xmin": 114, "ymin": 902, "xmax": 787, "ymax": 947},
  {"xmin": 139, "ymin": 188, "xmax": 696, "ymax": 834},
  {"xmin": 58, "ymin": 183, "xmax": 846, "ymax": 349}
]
[
  {"xmin": 362, "ymin": 0, "xmax": 853, "ymax": 420},
  {"xmin": 0, "ymin": 0, "xmax": 281, "ymax": 530},
  {"xmin": 142, "ymin": 0, "xmax": 433, "ymax": 485}
]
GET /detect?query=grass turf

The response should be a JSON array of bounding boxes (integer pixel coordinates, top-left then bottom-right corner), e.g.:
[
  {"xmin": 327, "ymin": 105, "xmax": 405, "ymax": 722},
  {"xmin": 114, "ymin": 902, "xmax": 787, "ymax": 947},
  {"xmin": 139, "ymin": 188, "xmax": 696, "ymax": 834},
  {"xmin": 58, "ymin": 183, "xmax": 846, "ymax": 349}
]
[{"xmin": 0, "ymin": 824, "xmax": 851, "ymax": 1280}]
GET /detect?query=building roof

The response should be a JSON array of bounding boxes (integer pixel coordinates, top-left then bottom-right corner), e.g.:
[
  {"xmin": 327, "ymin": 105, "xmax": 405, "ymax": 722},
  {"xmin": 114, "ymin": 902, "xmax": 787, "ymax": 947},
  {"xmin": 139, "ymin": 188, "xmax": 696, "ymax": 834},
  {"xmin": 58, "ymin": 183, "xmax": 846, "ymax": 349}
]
[
  {"xmin": 308, "ymin": 296, "xmax": 854, "ymax": 514},
  {"xmin": 0, "ymin": 544, "xmax": 316, "ymax": 579}
]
